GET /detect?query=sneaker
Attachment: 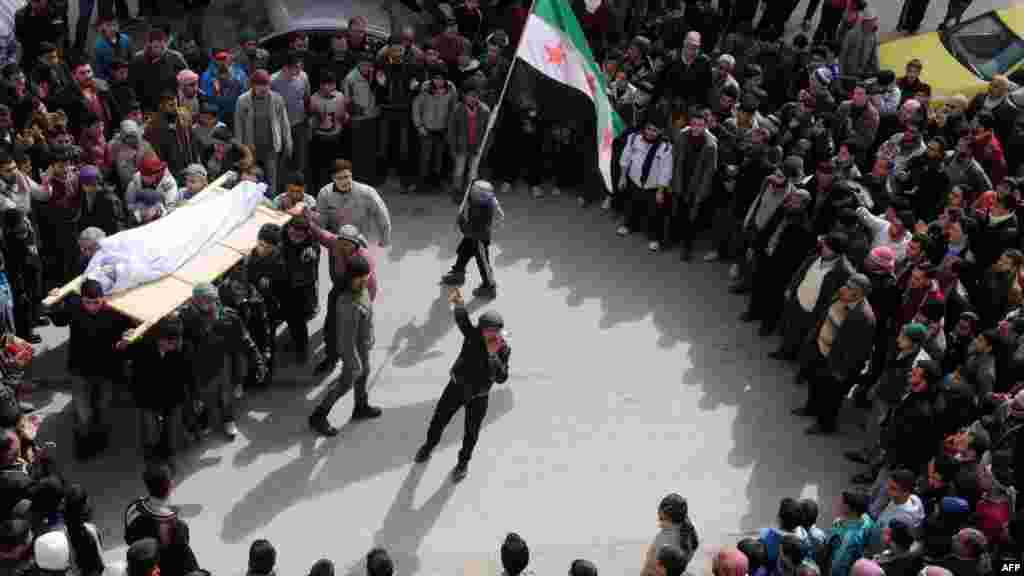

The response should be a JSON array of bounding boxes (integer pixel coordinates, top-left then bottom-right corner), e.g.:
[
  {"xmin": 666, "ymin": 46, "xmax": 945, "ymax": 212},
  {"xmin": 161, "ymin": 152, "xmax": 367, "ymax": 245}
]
[
  {"xmin": 648, "ymin": 241, "xmax": 660, "ymax": 252},
  {"xmin": 499, "ymin": 182, "xmax": 511, "ymax": 194},
  {"xmin": 728, "ymin": 263, "xmax": 740, "ymax": 280},
  {"xmin": 441, "ymin": 271, "xmax": 466, "ymax": 286},
  {"xmin": 451, "ymin": 461, "xmax": 469, "ymax": 482},
  {"xmin": 616, "ymin": 225, "xmax": 630, "ymax": 236},
  {"xmin": 551, "ymin": 186, "xmax": 561, "ymax": 196},
  {"xmin": 601, "ymin": 197, "xmax": 612, "ymax": 211},
  {"xmin": 472, "ymin": 284, "xmax": 497, "ymax": 299},
  {"xmin": 27, "ymin": 334, "xmax": 41, "ymax": 345},
  {"xmin": 308, "ymin": 414, "xmax": 339, "ymax": 437},
  {"xmin": 414, "ymin": 444, "xmax": 432, "ymax": 463},
  {"xmin": 223, "ymin": 421, "xmax": 238, "ymax": 439},
  {"xmin": 703, "ymin": 251, "xmax": 720, "ymax": 262},
  {"xmin": 233, "ymin": 383, "xmax": 244, "ymax": 400},
  {"xmin": 531, "ymin": 186, "xmax": 544, "ymax": 198},
  {"xmin": 352, "ymin": 404, "xmax": 383, "ymax": 420}
]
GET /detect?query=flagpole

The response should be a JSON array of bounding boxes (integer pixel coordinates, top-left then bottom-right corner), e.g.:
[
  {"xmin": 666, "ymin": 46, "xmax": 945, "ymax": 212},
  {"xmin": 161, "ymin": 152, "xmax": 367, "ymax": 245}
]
[{"xmin": 459, "ymin": 0, "xmax": 539, "ymax": 212}]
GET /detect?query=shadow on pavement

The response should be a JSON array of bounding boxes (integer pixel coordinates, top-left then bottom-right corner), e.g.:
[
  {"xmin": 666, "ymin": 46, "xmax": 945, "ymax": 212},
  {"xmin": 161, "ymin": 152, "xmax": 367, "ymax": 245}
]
[{"xmin": 219, "ymin": 386, "xmax": 514, "ymax": 543}]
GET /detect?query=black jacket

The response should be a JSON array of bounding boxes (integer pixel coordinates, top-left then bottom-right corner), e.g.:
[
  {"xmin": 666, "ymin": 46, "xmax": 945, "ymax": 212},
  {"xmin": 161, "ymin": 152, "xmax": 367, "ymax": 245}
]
[
  {"xmin": 883, "ymin": 390, "xmax": 935, "ymax": 472},
  {"xmin": 450, "ymin": 304, "xmax": 510, "ymax": 399},
  {"xmin": 178, "ymin": 303, "xmax": 262, "ymax": 387},
  {"xmin": 126, "ymin": 338, "xmax": 191, "ymax": 410},
  {"xmin": 77, "ymin": 186, "xmax": 125, "ymax": 237},
  {"xmin": 49, "ymin": 296, "xmax": 132, "ymax": 379}
]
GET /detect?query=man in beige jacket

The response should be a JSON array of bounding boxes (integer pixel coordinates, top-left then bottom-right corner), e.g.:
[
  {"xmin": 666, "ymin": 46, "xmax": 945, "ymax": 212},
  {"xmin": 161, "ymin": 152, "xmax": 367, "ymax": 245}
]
[{"xmin": 234, "ymin": 69, "xmax": 292, "ymax": 195}]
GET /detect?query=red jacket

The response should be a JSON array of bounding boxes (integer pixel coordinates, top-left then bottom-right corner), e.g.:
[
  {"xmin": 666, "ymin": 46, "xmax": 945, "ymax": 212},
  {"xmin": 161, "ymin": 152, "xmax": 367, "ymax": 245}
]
[{"xmin": 973, "ymin": 135, "xmax": 1008, "ymax": 187}]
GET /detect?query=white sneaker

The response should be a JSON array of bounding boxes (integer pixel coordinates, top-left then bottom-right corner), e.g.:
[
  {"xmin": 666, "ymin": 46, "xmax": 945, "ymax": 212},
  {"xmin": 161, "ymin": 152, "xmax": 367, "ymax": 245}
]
[
  {"xmin": 729, "ymin": 263, "xmax": 740, "ymax": 280},
  {"xmin": 703, "ymin": 250, "xmax": 720, "ymax": 262},
  {"xmin": 551, "ymin": 186, "xmax": 561, "ymax": 196},
  {"xmin": 601, "ymin": 197, "xmax": 612, "ymax": 211},
  {"xmin": 577, "ymin": 196, "xmax": 586, "ymax": 207},
  {"xmin": 531, "ymin": 186, "xmax": 544, "ymax": 198},
  {"xmin": 224, "ymin": 421, "xmax": 238, "ymax": 439},
  {"xmin": 234, "ymin": 383, "xmax": 244, "ymax": 399},
  {"xmin": 648, "ymin": 241, "xmax": 660, "ymax": 252},
  {"xmin": 499, "ymin": 182, "xmax": 511, "ymax": 194},
  {"xmin": 616, "ymin": 225, "xmax": 630, "ymax": 236}
]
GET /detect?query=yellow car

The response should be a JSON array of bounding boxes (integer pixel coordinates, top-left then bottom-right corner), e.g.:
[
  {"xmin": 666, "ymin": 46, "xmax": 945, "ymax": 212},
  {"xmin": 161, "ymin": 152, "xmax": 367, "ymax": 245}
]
[{"xmin": 879, "ymin": 6, "xmax": 1024, "ymax": 102}]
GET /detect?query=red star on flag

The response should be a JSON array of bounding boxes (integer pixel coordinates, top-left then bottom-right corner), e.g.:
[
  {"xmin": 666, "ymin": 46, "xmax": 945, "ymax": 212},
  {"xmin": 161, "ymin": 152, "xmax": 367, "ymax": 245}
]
[
  {"xmin": 601, "ymin": 127, "xmax": 614, "ymax": 151},
  {"xmin": 544, "ymin": 42, "xmax": 564, "ymax": 65}
]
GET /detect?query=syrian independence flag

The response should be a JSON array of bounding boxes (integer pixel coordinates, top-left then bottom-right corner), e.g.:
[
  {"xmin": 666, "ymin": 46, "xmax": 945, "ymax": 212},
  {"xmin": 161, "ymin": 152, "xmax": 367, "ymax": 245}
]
[{"xmin": 514, "ymin": 0, "xmax": 624, "ymax": 191}]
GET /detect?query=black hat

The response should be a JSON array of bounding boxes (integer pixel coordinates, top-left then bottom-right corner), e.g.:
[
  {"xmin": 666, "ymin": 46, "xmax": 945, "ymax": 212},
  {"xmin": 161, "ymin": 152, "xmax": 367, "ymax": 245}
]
[
  {"xmin": 478, "ymin": 309, "xmax": 504, "ymax": 330},
  {"xmin": 127, "ymin": 538, "xmax": 160, "ymax": 576},
  {"xmin": 347, "ymin": 254, "xmax": 371, "ymax": 278},
  {"xmin": 429, "ymin": 65, "xmax": 447, "ymax": 79},
  {"xmin": 824, "ymin": 231, "xmax": 848, "ymax": 255},
  {"xmin": 258, "ymin": 223, "xmax": 281, "ymax": 245},
  {"xmin": 38, "ymin": 42, "xmax": 57, "ymax": 55}
]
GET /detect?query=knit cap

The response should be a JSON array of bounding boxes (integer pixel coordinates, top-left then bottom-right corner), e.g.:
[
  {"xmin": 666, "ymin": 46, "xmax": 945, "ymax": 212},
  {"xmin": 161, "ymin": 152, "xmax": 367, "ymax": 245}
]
[
  {"xmin": 34, "ymin": 531, "xmax": 70, "ymax": 571},
  {"xmin": 176, "ymin": 69, "xmax": 199, "ymax": 85},
  {"xmin": 478, "ymin": 310, "xmax": 504, "ymax": 330},
  {"xmin": 941, "ymin": 496, "xmax": 969, "ymax": 515},
  {"xmin": 78, "ymin": 165, "xmax": 100, "ymax": 186},
  {"xmin": 257, "ymin": 223, "xmax": 281, "ymax": 245},
  {"xmin": 182, "ymin": 164, "xmax": 207, "ymax": 178},
  {"xmin": 192, "ymin": 282, "xmax": 218, "ymax": 300},
  {"xmin": 813, "ymin": 66, "xmax": 833, "ymax": 86},
  {"xmin": 866, "ymin": 246, "xmax": 896, "ymax": 274},
  {"xmin": 901, "ymin": 322, "xmax": 929, "ymax": 344}
]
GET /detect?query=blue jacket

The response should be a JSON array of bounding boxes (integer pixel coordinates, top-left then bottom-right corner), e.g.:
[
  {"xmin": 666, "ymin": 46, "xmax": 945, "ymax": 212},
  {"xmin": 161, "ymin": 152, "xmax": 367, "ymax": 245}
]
[
  {"xmin": 827, "ymin": 515, "xmax": 874, "ymax": 576},
  {"xmin": 200, "ymin": 59, "xmax": 248, "ymax": 124},
  {"xmin": 94, "ymin": 33, "xmax": 132, "ymax": 81}
]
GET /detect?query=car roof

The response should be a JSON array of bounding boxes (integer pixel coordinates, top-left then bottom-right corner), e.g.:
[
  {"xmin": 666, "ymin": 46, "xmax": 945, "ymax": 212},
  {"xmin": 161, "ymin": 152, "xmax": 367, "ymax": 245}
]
[{"xmin": 262, "ymin": 0, "xmax": 390, "ymax": 42}]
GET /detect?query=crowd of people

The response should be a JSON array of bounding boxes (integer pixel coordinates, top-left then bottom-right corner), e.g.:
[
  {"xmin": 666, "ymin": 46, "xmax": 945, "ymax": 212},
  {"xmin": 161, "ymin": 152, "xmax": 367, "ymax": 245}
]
[{"xmin": 0, "ymin": 0, "xmax": 1017, "ymax": 575}]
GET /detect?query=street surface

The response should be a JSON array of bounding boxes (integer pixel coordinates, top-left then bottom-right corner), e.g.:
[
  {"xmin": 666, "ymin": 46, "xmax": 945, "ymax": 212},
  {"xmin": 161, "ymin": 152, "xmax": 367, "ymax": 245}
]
[{"xmin": 22, "ymin": 0, "xmax": 1016, "ymax": 575}]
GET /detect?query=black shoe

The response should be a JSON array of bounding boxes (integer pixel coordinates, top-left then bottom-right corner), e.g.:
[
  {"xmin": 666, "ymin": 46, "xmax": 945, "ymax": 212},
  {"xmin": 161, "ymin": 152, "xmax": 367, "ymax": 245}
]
[
  {"xmin": 451, "ymin": 461, "xmax": 468, "ymax": 482},
  {"xmin": 352, "ymin": 404, "xmax": 382, "ymax": 420},
  {"xmin": 844, "ymin": 450, "xmax": 871, "ymax": 464},
  {"xmin": 308, "ymin": 414, "xmax": 338, "ymax": 437},
  {"xmin": 791, "ymin": 407, "xmax": 812, "ymax": 417},
  {"xmin": 441, "ymin": 272, "xmax": 465, "ymax": 286},
  {"xmin": 34, "ymin": 316, "xmax": 50, "ymax": 327},
  {"xmin": 728, "ymin": 283, "xmax": 750, "ymax": 294},
  {"xmin": 26, "ymin": 334, "xmax": 41, "ymax": 345},
  {"xmin": 804, "ymin": 424, "xmax": 834, "ymax": 436},
  {"xmin": 472, "ymin": 284, "xmax": 497, "ymax": 299},
  {"xmin": 73, "ymin": 432, "xmax": 97, "ymax": 461},
  {"xmin": 18, "ymin": 402, "xmax": 34, "ymax": 414},
  {"xmin": 314, "ymin": 357, "xmax": 336, "ymax": 375},
  {"xmin": 414, "ymin": 444, "xmax": 432, "ymax": 463},
  {"xmin": 758, "ymin": 323, "xmax": 774, "ymax": 338}
]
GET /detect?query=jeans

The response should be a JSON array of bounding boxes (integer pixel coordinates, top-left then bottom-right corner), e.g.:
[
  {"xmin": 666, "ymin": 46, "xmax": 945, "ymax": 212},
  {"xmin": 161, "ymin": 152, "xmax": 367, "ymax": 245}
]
[
  {"xmin": 195, "ymin": 358, "xmax": 235, "ymax": 428},
  {"xmin": 451, "ymin": 150, "xmax": 481, "ymax": 199},
  {"xmin": 281, "ymin": 122, "xmax": 309, "ymax": 189},
  {"xmin": 423, "ymin": 379, "xmax": 490, "ymax": 464},
  {"xmin": 138, "ymin": 405, "xmax": 184, "ymax": 460},
  {"xmin": 452, "ymin": 237, "xmax": 494, "ymax": 287},
  {"xmin": 71, "ymin": 374, "xmax": 111, "ymax": 437},
  {"xmin": 418, "ymin": 131, "xmax": 447, "ymax": 185},
  {"xmin": 315, "ymin": 343, "xmax": 370, "ymax": 416}
]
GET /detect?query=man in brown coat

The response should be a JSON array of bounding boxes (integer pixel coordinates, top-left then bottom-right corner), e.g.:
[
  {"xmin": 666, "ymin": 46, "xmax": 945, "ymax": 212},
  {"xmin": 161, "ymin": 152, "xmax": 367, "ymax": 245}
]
[{"xmin": 793, "ymin": 273, "xmax": 877, "ymax": 435}]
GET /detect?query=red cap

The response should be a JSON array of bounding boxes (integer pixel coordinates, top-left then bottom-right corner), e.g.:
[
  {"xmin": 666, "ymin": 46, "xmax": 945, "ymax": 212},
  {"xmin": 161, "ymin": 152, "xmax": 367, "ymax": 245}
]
[
  {"xmin": 214, "ymin": 51, "xmax": 230, "ymax": 61},
  {"xmin": 251, "ymin": 69, "xmax": 271, "ymax": 85},
  {"xmin": 140, "ymin": 153, "xmax": 166, "ymax": 176}
]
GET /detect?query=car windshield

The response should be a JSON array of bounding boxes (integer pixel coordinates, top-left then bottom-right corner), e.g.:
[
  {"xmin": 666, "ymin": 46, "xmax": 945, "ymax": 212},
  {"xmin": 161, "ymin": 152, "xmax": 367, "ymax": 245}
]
[{"xmin": 944, "ymin": 13, "xmax": 1024, "ymax": 80}]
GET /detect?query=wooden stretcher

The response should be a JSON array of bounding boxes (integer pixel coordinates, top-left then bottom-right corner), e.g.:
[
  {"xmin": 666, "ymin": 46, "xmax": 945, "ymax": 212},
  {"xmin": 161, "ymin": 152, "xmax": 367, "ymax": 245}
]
[{"xmin": 42, "ymin": 172, "xmax": 294, "ymax": 342}]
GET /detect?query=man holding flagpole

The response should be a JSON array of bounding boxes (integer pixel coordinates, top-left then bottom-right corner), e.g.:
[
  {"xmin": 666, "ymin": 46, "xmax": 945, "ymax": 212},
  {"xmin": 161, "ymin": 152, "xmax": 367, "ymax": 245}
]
[{"xmin": 456, "ymin": 0, "xmax": 625, "ymax": 211}]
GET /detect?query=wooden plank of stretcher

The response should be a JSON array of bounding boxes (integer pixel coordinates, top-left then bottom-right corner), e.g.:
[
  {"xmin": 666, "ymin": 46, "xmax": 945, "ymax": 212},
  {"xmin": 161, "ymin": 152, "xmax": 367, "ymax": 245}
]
[
  {"xmin": 219, "ymin": 208, "xmax": 292, "ymax": 252},
  {"xmin": 106, "ymin": 275, "xmax": 194, "ymax": 324},
  {"xmin": 171, "ymin": 243, "xmax": 244, "ymax": 284}
]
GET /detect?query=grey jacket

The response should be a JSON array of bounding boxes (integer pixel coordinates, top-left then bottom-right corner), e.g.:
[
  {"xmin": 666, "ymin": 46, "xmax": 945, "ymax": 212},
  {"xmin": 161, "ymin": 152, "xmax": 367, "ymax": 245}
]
[
  {"xmin": 671, "ymin": 127, "xmax": 718, "ymax": 218},
  {"xmin": 336, "ymin": 289, "xmax": 374, "ymax": 377},
  {"xmin": 412, "ymin": 82, "xmax": 457, "ymax": 133},
  {"xmin": 234, "ymin": 90, "xmax": 293, "ymax": 155}
]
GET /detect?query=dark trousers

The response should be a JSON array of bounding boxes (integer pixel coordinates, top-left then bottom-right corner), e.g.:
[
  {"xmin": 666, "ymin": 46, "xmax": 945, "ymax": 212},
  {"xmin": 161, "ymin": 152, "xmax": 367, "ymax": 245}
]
[
  {"xmin": 814, "ymin": 4, "xmax": 845, "ymax": 44},
  {"xmin": 13, "ymin": 291, "xmax": 38, "ymax": 342},
  {"xmin": 311, "ymin": 133, "xmax": 339, "ymax": 192},
  {"xmin": 322, "ymin": 283, "xmax": 343, "ymax": 362},
  {"xmin": 801, "ymin": 347, "xmax": 851, "ymax": 432},
  {"xmin": 314, "ymin": 343, "xmax": 370, "ymax": 417},
  {"xmin": 280, "ymin": 284, "xmax": 315, "ymax": 361},
  {"xmin": 452, "ymin": 237, "xmax": 494, "ymax": 287},
  {"xmin": 672, "ymin": 196, "xmax": 716, "ymax": 253},
  {"xmin": 748, "ymin": 253, "xmax": 786, "ymax": 331},
  {"xmin": 423, "ymin": 379, "xmax": 490, "ymax": 464},
  {"xmin": 898, "ymin": 0, "xmax": 931, "ymax": 31},
  {"xmin": 625, "ymin": 183, "xmax": 670, "ymax": 242}
]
